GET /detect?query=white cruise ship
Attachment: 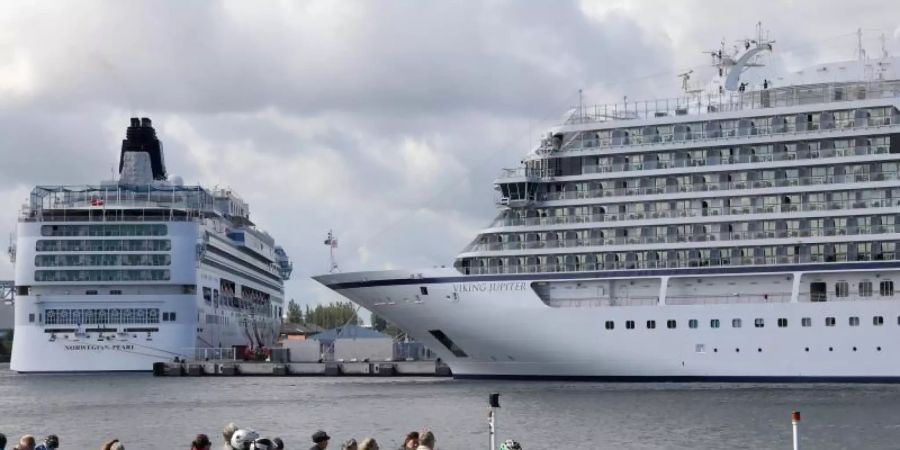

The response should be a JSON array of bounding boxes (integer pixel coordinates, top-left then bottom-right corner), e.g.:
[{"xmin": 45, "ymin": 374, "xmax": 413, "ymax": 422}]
[
  {"xmin": 9, "ymin": 118, "xmax": 292, "ymax": 372},
  {"xmin": 317, "ymin": 31, "xmax": 900, "ymax": 380}
]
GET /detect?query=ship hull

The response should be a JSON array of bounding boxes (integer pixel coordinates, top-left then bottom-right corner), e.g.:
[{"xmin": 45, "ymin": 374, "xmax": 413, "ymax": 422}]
[{"xmin": 317, "ymin": 263, "xmax": 900, "ymax": 380}]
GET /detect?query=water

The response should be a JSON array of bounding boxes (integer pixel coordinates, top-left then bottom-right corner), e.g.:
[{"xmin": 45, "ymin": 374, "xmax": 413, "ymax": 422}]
[{"xmin": 3, "ymin": 365, "xmax": 900, "ymax": 450}]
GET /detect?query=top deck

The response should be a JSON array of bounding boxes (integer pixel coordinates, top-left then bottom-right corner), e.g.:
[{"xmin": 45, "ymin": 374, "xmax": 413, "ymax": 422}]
[
  {"xmin": 22, "ymin": 184, "xmax": 226, "ymax": 222},
  {"xmin": 563, "ymin": 80, "xmax": 900, "ymax": 127}
]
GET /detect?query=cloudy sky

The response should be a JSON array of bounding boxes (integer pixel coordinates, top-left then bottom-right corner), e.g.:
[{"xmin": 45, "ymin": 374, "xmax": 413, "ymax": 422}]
[{"xmin": 1, "ymin": 0, "xmax": 899, "ymax": 315}]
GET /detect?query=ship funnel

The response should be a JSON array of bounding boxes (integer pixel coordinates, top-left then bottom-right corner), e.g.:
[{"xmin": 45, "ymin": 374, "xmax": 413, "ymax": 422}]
[{"xmin": 118, "ymin": 116, "xmax": 167, "ymax": 184}]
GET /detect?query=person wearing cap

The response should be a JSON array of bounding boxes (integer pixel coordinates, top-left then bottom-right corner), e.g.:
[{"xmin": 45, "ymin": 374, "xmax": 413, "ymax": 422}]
[
  {"xmin": 34, "ymin": 435, "xmax": 59, "ymax": 450},
  {"xmin": 272, "ymin": 438, "xmax": 284, "ymax": 450},
  {"xmin": 340, "ymin": 439, "xmax": 356, "ymax": 450},
  {"xmin": 222, "ymin": 424, "xmax": 239, "ymax": 450},
  {"xmin": 309, "ymin": 431, "xmax": 330, "ymax": 450}
]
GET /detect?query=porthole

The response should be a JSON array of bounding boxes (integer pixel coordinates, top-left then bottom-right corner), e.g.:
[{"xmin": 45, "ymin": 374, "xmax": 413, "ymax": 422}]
[
  {"xmin": 877, "ymin": 346, "xmax": 882, "ymax": 351},
  {"xmin": 805, "ymin": 347, "xmax": 809, "ymax": 352},
  {"xmin": 757, "ymin": 348, "xmax": 762, "ymax": 353},
  {"xmin": 713, "ymin": 348, "xmax": 718, "ymax": 353},
  {"xmin": 735, "ymin": 348, "xmax": 740, "ymax": 353},
  {"xmin": 829, "ymin": 347, "xmax": 834, "ymax": 352},
  {"xmin": 853, "ymin": 346, "xmax": 858, "ymax": 352}
]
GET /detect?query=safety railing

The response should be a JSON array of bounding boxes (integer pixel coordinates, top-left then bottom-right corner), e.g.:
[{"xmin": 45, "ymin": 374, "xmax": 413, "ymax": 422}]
[
  {"xmin": 490, "ymin": 197, "xmax": 900, "ymax": 229},
  {"xmin": 540, "ymin": 172, "xmax": 900, "ymax": 202},
  {"xmin": 459, "ymin": 253, "xmax": 899, "ymax": 275},
  {"xmin": 466, "ymin": 225, "xmax": 897, "ymax": 253}
]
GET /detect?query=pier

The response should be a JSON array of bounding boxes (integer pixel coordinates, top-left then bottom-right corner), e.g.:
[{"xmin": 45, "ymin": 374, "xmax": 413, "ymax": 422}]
[{"xmin": 153, "ymin": 360, "xmax": 452, "ymax": 377}]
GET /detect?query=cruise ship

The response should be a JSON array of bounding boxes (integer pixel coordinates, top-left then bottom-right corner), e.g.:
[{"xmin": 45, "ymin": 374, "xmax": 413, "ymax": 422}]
[
  {"xmin": 9, "ymin": 118, "xmax": 292, "ymax": 372},
  {"xmin": 317, "ymin": 31, "xmax": 900, "ymax": 380}
]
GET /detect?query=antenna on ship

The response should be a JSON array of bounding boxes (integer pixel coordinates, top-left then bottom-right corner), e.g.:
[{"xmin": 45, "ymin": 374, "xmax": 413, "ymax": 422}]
[
  {"xmin": 324, "ymin": 229, "xmax": 339, "ymax": 273},
  {"xmin": 856, "ymin": 27, "xmax": 867, "ymax": 61}
]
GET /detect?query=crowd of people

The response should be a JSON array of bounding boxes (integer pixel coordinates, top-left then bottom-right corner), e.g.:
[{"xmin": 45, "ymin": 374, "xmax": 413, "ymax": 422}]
[{"xmin": 0, "ymin": 426, "xmax": 524, "ymax": 450}]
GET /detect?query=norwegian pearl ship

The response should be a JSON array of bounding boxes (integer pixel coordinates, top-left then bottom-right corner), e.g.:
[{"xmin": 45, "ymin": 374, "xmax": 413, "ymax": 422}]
[
  {"xmin": 9, "ymin": 118, "xmax": 292, "ymax": 372},
  {"xmin": 318, "ymin": 32, "xmax": 900, "ymax": 380}
]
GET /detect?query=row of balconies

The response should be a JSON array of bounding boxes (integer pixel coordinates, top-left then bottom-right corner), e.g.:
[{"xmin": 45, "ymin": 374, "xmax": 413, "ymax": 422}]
[
  {"xmin": 580, "ymin": 145, "xmax": 892, "ymax": 175},
  {"xmin": 539, "ymin": 172, "xmax": 899, "ymax": 202},
  {"xmin": 467, "ymin": 225, "xmax": 897, "ymax": 253},
  {"xmin": 493, "ymin": 197, "xmax": 900, "ymax": 228},
  {"xmin": 459, "ymin": 252, "xmax": 898, "ymax": 275}
]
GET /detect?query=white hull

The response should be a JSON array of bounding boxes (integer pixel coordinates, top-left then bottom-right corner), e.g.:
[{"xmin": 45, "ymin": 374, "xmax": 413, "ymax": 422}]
[{"xmin": 318, "ymin": 263, "xmax": 900, "ymax": 380}]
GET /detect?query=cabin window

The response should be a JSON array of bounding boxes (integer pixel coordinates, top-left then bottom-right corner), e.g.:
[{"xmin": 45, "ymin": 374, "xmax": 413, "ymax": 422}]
[
  {"xmin": 689, "ymin": 319, "xmax": 698, "ymax": 329},
  {"xmin": 849, "ymin": 316, "xmax": 860, "ymax": 326},
  {"xmin": 86, "ymin": 290, "xmax": 98, "ymax": 295},
  {"xmin": 732, "ymin": 318, "xmax": 742, "ymax": 328},
  {"xmin": 710, "ymin": 319, "xmax": 720, "ymax": 328},
  {"xmin": 874, "ymin": 316, "xmax": 884, "ymax": 326},
  {"xmin": 825, "ymin": 317, "xmax": 836, "ymax": 326},
  {"xmin": 881, "ymin": 280, "xmax": 894, "ymax": 296},
  {"xmin": 646, "ymin": 320, "xmax": 656, "ymax": 329},
  {"xmin": 110, "ymin": 290, "xmax": 122, "ymax": 295},
  {"xmin": 28, "ymin": 313, "xmax": 35, "ymax": 323},
  {"xmin": 835, "ymin": 281, "xmax": 849, "ymax": 297},
  {"xmin": 420, "ymin": 286, "xmax": 429, "ymax": 296},
  {"xmin": 801, "ymin": 317, "xmax": 812, "ymax": 327},
  {"xmin": 667, "ymin": 320, "xmax": 677, "ymax": 329},
  {"xmin": 626, "ymin": 320, "xmax": 635, "ymax": 329},
  {"xmin": 859, "ymin": 281, "xmax": 873, "ymax": 297},
  {"xmin": 777, "ymin": 318, "xmax": 788, "ymax": 328},
  {"xmin": 605, "ymin": 321, "xmax": 615, "ymax": 330},
  {"xmin": 754, "ymin": 318, "xmax": 765, "ymax": 328}
]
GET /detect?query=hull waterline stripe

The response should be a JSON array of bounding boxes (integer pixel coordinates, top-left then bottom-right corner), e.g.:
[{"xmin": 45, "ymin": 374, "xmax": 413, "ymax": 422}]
[{"xmin": 452, "ymin": 374, "xmax": 900, "ymax": 383}]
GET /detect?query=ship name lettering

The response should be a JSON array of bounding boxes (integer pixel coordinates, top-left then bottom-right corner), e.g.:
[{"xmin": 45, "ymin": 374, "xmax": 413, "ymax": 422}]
[{"xmin": 452, "ymin": 281, "xmax": 526, "ymax": 293}]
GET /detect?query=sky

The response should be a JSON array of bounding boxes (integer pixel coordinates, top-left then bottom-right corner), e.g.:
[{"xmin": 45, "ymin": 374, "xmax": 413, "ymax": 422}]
[{"xmin": 1, "ymin": 0, "xmax": 899, "ymax": 318}]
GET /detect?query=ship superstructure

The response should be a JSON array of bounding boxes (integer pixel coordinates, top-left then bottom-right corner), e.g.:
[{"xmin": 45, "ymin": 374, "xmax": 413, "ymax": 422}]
[
  {"xmin": 10, "ymin": 118, "xmax": 292, "ymax": 372},
  {"xmin": 317, "ymin": 30, "xmax": 900, "ymax": 380}
]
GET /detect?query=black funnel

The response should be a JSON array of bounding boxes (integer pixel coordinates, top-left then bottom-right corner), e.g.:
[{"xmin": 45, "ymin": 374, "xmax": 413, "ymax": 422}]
[{"xmin": 118, "ymin": 117, "xmax": 167, "ymax": 180}]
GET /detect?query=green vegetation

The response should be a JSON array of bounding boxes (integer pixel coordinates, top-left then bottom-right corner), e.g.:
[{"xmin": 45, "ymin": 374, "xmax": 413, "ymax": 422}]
[
  {"xmin": 372, "ymin": 314, "xmax": 404, "ymax": 338},
  {"xmin": 286, "ymin": 299, "xmax": 303, "ymax": 323},
  {"xmin": 304, "ymin": 301, "xmax": 361, "ymax": 329}
]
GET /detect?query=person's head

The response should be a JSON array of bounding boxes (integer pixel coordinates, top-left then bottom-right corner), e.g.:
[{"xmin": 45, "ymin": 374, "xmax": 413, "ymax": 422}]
[
  {"xmin": 311, "ymin": 431, "xmax": 330, "ymax": 450},
  {"xmin": 192, "ymin": 434, "xmax": 211, "ymax": 450},
  {"xmin": 271, "ymin": 438, "xmax": 284, "ymax": 450},
  {"xmin": 402, "ymin": 432, "xmax": 418, "ymax": 449},
  {"xmin": 223, "ymin": 423, "xmax": 239, "ymax": 444},
  {"xmin": 340, "ymin": 439, "xmax": 356, "ymax": 450},
  {"xmin": 43, "ymin": 435, "xmax": 59, "ymax": 450},
  {"xmin": 17, "ymin": 436, "xmax": 35, "ymax": 450},
  {"xmin": 418, "ymin": 431, "xmax": 434, "ymax": 450},
  {"xmin": 1, "ymin": 433, "xmax": 7, "ymax": 450},
  {"xmin": 251, "ymin": 438, "xmax": 274, "ymax": 450},
  {"xmin": 230, "ymin": 430, "xmax": 259, "ymax": 450},
  {"xmin": 499, "ymin": 440, "xmax": 522, "ymax": 450},
  {"xmin": 357, "ymin": 439, "xmax": 377, "ymax": 450}
]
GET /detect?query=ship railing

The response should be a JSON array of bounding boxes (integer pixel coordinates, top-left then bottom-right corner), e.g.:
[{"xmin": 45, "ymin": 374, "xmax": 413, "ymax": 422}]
[
  {"xmin": 462, "ymin": 254, "xmax": 898, "ymax": 275},
  {"xmin": 21, "ymin": 184, "xmax": 228, "ymax": 222},
  {"xmin": 542, "ymin": 296, "xmax": 660, "ymax": 307},
  {"xmin": 562, "ymin": 116, "xmax": 896, "ymax": 154},
  {"xmin": 189, "ymin": 347, "xmax": 238, "ymax": 361},
  {"xmin": 539, "ymin": 172, "xmax": 900, "ymax": 202},
  {"xmin": 466, "ymin": 225, "xmax": 897, "ymax": 253},
  {"xmin": 577, "ymin": 144, "xmax": 892, "ymax": 175},
  {"xmin": 796, "ymin": 293, "xmax": 896, "ymax": 303},
  {"xmin": 565, "ymin": 80, "xmax": 900, "ymax": 125},
  {"xmin": 493, "ymin": 197, "xmax": 900, "ymax": 228},
  {"xmin": 666, "ymin": 293, "xmax": 791, "ymax": 305}
]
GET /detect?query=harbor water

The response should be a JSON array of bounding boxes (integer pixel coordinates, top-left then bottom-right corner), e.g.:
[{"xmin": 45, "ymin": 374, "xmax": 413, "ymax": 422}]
[{"xmin": 3, "ymin": 364, "xmax": 900, "ymax": 449}]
